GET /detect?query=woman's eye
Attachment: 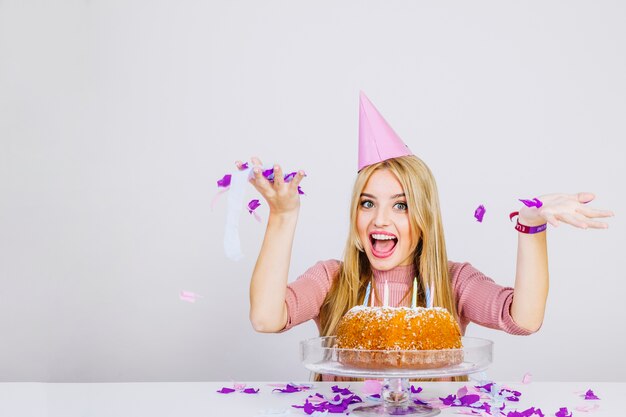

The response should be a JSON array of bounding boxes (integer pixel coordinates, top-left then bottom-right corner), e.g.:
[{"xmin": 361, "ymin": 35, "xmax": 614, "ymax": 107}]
[
  {"xmin": 360, "ymin": 200, "xmax": 374, "ymax": 209},
  {"xmin": 394, "ymin": 202, "xmax": 408, "ymax": 211}
]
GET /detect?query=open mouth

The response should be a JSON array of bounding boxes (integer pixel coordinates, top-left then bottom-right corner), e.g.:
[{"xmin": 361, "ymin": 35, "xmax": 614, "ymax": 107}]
[{"xmin": 369, "ymin": 232, "xmax": 398, "ymax": 258}]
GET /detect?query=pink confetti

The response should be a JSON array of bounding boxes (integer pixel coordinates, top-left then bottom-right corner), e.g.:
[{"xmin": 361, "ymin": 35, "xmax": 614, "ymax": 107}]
[
  {"xmin": 363, "ymin": 380, "xmax": 382, "ymax": 395},
  {"xmin": 474, "ymin": 205, "xmax": 486, "ymax": 222},
  {"xmin": 210, "ymin": 187, "xmax": 230, "ymax": 211},
  {"xmin": 233, "ymin": 382, "xmax": 246, "ymax": 390},
  {"xmin": 179, "ymin": 290, "xmax": 202, "ymax": 303},
  {"xmin": 575, "ymin": 404, "xmax": 600, "ymax": 412},
  {"xmin": 522, "ymin": 373, "xmax": 532, "ymax": 384}
]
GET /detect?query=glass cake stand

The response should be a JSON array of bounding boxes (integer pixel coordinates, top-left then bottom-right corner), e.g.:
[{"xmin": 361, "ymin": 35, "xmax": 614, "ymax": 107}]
[{"xmin": 301, "ymin": 336, "xmax": 493, "ymax": 417}]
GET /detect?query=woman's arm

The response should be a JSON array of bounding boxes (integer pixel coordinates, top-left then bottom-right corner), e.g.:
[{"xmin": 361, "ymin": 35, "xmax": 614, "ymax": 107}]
[
  {"xmin": 243, "ymin": 157, "xmax": 305, "ymax": 333},
  {"xmin": 510, "ymin": 192, "xmax": 613, "ymax": 331}
]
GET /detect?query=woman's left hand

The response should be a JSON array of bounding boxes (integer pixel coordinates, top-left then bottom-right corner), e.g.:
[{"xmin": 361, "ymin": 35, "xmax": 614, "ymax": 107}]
[{"xmin": 518, "ymin": 192, "xmax": 614, "ymax": 229}]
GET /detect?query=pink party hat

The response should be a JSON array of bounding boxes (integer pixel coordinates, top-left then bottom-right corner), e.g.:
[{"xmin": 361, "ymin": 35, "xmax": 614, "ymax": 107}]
[{"xmin": 358, "ymin": 91, "xmax": 412, "ymax": 171}]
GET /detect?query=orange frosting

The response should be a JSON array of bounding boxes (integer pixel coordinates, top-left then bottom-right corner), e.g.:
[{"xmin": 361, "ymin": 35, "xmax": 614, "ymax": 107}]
[{"xmin": 335, "ymin": 306, "xmax": 463, "ymax": 369}]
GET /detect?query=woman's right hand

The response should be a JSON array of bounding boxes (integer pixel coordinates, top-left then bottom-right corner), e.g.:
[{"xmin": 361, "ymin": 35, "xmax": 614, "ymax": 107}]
[{"xmin": 236, "ymin": 156, "xmax": 305, "ymax": 216}]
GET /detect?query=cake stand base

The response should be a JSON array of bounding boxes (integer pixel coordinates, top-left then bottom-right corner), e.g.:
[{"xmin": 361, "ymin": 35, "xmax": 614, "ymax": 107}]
[
  {"xmin": 352, "ymin": 404, "xmax": 440, "ymax": 417},
  {"xmin": 352, "ymin": 377, "xmax": 440, "ymax": 417}
]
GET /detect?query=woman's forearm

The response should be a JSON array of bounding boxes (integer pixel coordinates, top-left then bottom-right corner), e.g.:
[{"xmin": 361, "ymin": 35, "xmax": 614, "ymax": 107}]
[
  {"xmin": 249, "ymin": 211, "xmax": 299, "ymax": 333},
  {"xmin": 510, "ymin": 218, "xmax": 549, "ymax": 332}
]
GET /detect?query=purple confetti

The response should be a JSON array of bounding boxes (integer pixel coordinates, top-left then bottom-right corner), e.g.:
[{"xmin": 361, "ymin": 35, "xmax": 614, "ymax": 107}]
[
  {"xmin": 506, "ymin": 407, "xmax": 545, "ymax": 417},
  {"xmin": 248, "ymin": 199, "xmax": 261, "ymax": 214},
  {"xmin": 519, "ymin": 198, "xmax": 543, "ymax": 208},
  {"xmin": 475, "ymin": 383, "xmax": 495, "ymax": 393},
  {"xmin": 283, "ymin": 172, "xmax": 297, "ymax": 182},
  {"xmin": 410, "ymin": 385, "xmax": 423, "ymax": 394},
  {"xmin": 242, "ymin": 388, "xmax": 259, "ymax": 394},
  {"xmin": 584, "ymin": 389, "xmax": 600, "ymax": 400},
  {"xmin": 217, "ymin": 387, "xmax": 236, "ymax": 394},
  {"xmin": 272, "ymin": 384, "xmax": 301, "ymax": 393},
  {"xmin": 413, "ymin": 398, "xmax": 430, "ymax": 406},
  {"xmin": 239, "ymin": 162, "xmax": 249, "ymax": 171},
  {"xmin": 440, "ymin": 394, "xmax": 457, "ymax": 406},
  {"xmin": 474, "ymin": 205, "xmax": 486, "ymax": 222},
  {"xmin": 262, "ymin": 168, "xmax": 275, "ymax": 181},
  {"xmin": 460, "ymin": 394, "xmax": 481, "ymax": 406},
  {"xmin": 298, "ymin": 185, "xmax": 305, "ymax": 195},
  {"xmin": 554, "ymin": 407, "xmax": 572, "ymax": 417},
  {"xmin": 292, "ymin": 391, "xmax": 362, "ymax": 415},
  {"xmin": 331, "ymin": 385, "xmax": 353, "ymax": 396},
  {"xmin": 217, "ymin": 174, "xmax": 232, "ymax": 188}
]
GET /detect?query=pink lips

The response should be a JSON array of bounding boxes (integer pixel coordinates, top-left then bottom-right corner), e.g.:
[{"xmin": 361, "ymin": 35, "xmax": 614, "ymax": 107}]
[{"xmin": 369, "ymin": 231, "xmax": 398, "ymax": 259}]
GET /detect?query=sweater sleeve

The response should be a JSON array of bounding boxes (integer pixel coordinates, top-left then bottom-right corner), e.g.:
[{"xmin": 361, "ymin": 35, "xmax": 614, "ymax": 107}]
[
  {"xmin": 450, "ymin": 261, "xmax": 538, "ymax": 336},
  {"xmin": 282, "ymin": 259, "xmax": 342, "ymax": 331}
]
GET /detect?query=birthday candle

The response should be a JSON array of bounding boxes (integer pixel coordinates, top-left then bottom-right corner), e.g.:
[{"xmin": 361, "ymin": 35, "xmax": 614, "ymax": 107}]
[
  {"xmin": 411, "ymin": 278, "xmax": 417, "ymax": 309},
  {"xmin": 383, "ymin": 280, "xmax": 389, "ymax": 307},
  {"xmin": 431, "ymin": 279, "xmax": 435, "ymax": 307},
  {"xmin": 425, "ymin": 285, "xmax": 431, "ymax": 308},
  {"xmin": 363, "ymin": 282, "xmax": 371, "ymax": 306}
]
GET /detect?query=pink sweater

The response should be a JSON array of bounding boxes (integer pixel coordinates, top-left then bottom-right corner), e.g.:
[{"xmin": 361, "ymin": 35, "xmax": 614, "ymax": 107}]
[{"xmin": 284, "ymin": 260, "xmax": 535, "ymax": 336}]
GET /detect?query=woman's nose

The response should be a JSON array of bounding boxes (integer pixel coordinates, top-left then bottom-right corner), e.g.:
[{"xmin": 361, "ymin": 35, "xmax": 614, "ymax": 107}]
[{"xmin": 373, "ymin": 207, "xmax": 391, "ymax": 227}]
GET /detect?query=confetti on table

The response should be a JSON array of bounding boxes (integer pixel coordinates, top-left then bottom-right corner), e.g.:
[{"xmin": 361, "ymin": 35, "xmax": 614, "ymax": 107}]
[
  {"xmin": 179, "ymin": 290, "xmax": 202, "ymax": 303},
  {"xmin": 217, "ymin": 384, "xmax": 260, "ymax": 394},
  {"xmin": 242, "ymin": 388, "xmax": 260, "ymax": 394},
  {"xmin": 291, "ymin": 386, "xmax": 361, "ymax": 415},
  {"xmin": 575, "ymin": 404, "xmax": 600, "ymax": 412},
  {"xmin": 554, "ymin": 407, "xmax": 572, "ymax": 417},
  {"xmin": 522, "ymin": 373, "xmax": 532, "ymax": 384},
  {"xmin": 273, "ymin": 384, "xmax": 304, "ymax": 394},
  {"xmin": 363, "ymin": 380, "xmax": 382, "ymax": 395},
  {"xmin": 474, "ymin": 205, "xmax": 486, "ymax": 222},
  {"xmin": 583, "ymin": 389, "xmax": 600, "ymax": 400}
]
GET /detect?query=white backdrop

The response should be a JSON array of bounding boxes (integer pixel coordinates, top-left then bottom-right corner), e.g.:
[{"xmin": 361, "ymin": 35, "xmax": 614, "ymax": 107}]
[{"xmin": 1, "ymin": 1, "xmax": 624, "ymax": 382}]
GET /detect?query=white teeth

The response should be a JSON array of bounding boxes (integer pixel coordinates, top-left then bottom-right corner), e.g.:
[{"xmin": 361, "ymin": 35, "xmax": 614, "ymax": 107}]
[{"xmin": 371, "ymin": 234, "xmax": 396, "ymax": 241}]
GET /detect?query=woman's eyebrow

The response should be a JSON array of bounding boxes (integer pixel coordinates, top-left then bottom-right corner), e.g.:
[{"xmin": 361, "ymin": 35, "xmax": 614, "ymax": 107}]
[{"xmin": 360, "ymin": 193, "xmax": 405, "ymax": 199}]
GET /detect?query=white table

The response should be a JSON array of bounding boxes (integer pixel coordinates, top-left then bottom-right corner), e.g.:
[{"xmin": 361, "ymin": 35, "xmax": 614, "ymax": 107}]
[{"xmin": 0, "ymin": 381, "xmax": 621, "ymax": 417}]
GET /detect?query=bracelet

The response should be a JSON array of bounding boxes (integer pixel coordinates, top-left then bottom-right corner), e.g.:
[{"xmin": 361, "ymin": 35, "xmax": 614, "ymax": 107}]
[{"xmin": 509, "ymin": 211, "xmax": 547, "ymax": 234}]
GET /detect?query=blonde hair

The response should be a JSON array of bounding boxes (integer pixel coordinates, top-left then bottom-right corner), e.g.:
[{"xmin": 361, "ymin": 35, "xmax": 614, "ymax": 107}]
[{"xmin": 316, "ymin": 155, "xmax": 464, "ymax": 381}]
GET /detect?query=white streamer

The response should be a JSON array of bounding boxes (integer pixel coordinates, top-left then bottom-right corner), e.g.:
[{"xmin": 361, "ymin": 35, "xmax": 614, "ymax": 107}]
[{"xmin": 223, "ymin": 168, "xmax": 251, "ymax": 260}]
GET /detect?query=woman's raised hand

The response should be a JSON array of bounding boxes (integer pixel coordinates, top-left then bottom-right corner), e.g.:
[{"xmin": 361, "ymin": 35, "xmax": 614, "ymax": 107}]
[
  {"xmin": 236, "ymin": 157, "xmax": 305, "ymax": 216},
  {"xmin": 518, "ymin": 192, "xmax": 614, "ymax": 229}
]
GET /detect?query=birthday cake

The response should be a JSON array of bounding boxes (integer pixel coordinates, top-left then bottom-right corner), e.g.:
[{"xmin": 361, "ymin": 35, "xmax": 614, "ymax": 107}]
[{"xmin": 335, "ymin": 306, "xmax": 463, "ymax": 369}]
